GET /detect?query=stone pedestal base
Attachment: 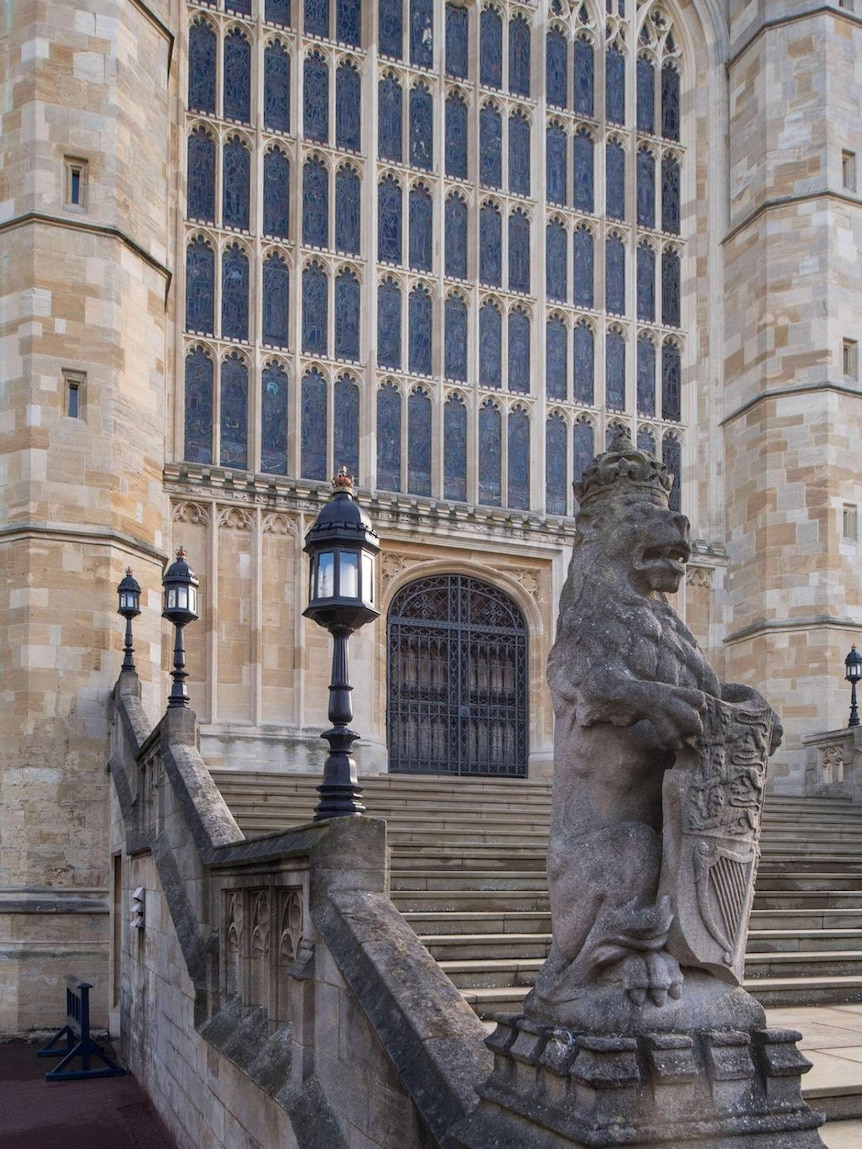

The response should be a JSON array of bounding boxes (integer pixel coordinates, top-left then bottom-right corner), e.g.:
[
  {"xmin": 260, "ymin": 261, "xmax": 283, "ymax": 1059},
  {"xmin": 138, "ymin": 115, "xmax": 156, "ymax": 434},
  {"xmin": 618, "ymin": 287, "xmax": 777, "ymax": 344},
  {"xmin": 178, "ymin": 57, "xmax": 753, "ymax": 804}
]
[{"xmin": 447, "ymin": 1016, "xmax": 825, "ymax": 1148}]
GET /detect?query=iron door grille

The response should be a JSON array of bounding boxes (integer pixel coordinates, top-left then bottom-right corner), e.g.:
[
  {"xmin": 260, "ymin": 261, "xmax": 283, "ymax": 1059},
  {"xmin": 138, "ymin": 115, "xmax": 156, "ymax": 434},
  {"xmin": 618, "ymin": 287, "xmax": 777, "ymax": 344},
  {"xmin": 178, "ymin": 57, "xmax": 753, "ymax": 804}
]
[{"xmin": 387, "ymin": 574, "xmax": 528, "ymax": 776}]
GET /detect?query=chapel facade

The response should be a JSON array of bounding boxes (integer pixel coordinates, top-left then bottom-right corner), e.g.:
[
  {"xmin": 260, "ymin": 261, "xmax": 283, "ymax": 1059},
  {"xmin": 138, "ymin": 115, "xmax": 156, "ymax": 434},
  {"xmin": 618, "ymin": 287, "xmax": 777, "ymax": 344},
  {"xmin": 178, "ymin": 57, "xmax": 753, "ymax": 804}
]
[{"xmin": 1, "ymin": 0, "xmax": 861, "ymax": 1031}]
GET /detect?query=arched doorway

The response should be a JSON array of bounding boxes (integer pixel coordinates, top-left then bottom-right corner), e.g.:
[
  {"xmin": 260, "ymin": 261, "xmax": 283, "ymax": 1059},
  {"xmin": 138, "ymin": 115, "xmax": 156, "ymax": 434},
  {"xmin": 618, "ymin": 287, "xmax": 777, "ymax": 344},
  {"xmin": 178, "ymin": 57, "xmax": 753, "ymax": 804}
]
[{"xmin": 387, "ymin": 574, "xmax": 528, "ymax": 776}]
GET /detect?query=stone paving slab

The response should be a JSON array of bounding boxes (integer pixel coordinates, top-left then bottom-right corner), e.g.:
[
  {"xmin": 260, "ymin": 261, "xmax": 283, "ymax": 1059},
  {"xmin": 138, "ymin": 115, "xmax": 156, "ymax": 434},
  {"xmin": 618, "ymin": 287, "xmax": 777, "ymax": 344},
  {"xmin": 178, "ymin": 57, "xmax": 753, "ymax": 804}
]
[
  {"xmin": 0, "ymin": 1039, "xmax": 177, "ymax": 1149},
  {"xmin": 821, "ymin": 1119, "xmax": 862, "ymax": 1147}
]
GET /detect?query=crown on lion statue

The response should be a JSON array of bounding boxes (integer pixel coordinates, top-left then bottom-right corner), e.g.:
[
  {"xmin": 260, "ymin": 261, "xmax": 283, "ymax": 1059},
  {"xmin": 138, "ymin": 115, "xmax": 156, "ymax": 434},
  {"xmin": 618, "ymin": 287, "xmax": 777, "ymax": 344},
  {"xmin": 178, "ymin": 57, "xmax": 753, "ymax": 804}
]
[{"xmin": 574, "ymin": 427, "xmax": 674, "ymax": 510}]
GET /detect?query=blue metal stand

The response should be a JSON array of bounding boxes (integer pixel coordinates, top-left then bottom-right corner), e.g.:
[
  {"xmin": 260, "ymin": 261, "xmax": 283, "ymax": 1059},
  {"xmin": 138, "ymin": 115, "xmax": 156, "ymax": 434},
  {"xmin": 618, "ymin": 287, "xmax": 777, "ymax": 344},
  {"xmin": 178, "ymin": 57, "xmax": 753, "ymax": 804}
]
[{"xmin": 37, "ymin": 978, "xmax": 126, "ymax": 1081}]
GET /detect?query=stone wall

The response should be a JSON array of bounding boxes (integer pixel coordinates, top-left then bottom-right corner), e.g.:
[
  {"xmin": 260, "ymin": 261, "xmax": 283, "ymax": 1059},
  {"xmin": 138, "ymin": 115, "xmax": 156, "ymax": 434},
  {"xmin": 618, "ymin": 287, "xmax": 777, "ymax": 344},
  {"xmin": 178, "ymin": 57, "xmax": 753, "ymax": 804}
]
[{"xmin": 109, "ymin": 670, "xmax": 490, "ymax": 1149}]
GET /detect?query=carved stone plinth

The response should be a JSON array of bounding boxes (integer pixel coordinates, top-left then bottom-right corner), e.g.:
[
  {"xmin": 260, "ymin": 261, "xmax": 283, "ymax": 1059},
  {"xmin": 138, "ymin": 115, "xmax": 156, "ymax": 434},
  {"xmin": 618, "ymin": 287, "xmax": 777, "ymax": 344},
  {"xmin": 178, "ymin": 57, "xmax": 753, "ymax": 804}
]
[{"xmin": 448, "ymin": 1015, "xmax": 824, "ymax": 1149}]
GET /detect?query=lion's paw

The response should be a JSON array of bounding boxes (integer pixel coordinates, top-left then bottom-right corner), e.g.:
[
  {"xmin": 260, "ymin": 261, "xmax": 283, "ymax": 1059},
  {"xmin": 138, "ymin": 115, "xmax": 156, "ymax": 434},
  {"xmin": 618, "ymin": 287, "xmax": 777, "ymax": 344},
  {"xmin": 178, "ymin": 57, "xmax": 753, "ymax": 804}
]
[{"xmin": 619, "ymin": 949, "xmax": 683, "ymax": 1007}]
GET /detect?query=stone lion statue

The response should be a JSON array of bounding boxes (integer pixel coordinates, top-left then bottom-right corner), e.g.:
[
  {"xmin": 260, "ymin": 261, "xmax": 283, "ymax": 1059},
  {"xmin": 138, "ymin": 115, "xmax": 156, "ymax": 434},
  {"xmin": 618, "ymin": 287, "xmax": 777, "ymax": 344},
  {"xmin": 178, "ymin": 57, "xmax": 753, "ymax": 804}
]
[{"xmin": 527, "ymin": 435, "xmax": 781, "ymax": 1028}]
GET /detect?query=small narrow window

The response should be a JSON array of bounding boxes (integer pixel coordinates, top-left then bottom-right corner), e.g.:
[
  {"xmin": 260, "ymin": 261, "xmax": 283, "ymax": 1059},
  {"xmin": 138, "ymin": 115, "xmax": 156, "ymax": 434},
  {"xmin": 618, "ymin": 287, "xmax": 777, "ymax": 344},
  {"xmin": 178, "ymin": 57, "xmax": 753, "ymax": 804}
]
[
  {"xmin": 63, "ymin": 370, "xmax": 86, "ymax": 418},
  {"xmin": 65, "ymin": 159, "xmax": 87, "ymax": 207},
  {"xmin": 843, "ymin": 338, "xmax": 858, "ymax": 380},
  {"xmin": 843, "ymin": 504, "xmax": 858, "ymax": 542},
  {"xmin": 839, "ymin": 0, "xmax": 854, "ymax": 11},
  {"xmin": 842, "ymin": 150, "xmax": 857, "ymax": 192}
]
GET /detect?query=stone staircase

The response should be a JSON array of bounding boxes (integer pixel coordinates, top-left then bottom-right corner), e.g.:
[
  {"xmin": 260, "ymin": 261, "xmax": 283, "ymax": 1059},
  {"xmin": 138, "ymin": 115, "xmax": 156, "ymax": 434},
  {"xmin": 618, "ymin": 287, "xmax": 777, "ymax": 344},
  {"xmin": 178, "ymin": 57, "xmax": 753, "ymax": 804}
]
[{"xmin": 214, "ymin": 771, "xmax": 862, "ymax": 1018}]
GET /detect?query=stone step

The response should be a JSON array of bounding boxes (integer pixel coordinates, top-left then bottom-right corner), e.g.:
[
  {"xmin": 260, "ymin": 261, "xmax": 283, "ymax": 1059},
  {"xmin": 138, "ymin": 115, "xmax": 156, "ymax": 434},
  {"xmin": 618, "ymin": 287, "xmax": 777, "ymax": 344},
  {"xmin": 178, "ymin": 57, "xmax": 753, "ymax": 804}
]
[
  {"xmin": 746, "ymin": 951, "xmax": 862, "ymax": 980},
  {"xmin": 391, "ymin": 848, "xmax": 547, "ymax": 871},
  {"xmin": 391, "ymin": 889, "xmax": 550, "ymax": 913},
  {"xmin": 756, "ymin": 875, "xmax": 862, "ymax": 892},
  {"xmin": 748, "ymin": 929, "xmax": 862, "ymax": 953},
  {"xmin": 753, "ymin": 891, "xmax": 862, "ymax": 911},
  {"xmin": 391, "ymin": 870, "xmax": 549, "ymax": 892},
  {"xmin": 419, "ymin": 933, "xmax": 553, "ymax": 961},
  {"xmin": 750, "ymin": 909, "xmax": 862, "ymax": 931},
  {"xmin": 440, "ymin": 957, "xmax": 542, "ymax": 990},
  {"xmin": 402, "ymin": 910, "xmax": 551, "ymax": 936}
]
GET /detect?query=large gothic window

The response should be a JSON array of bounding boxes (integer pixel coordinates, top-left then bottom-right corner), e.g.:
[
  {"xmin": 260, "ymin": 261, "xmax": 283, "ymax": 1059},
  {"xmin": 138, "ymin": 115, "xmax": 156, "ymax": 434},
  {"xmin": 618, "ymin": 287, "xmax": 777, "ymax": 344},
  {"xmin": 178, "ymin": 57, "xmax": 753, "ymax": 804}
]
[
  {"xmin": 573, "ymin": 130, "xmax": 594, "ymax": 213},
  {"xmin": 662, "ymin": 248, "xmax": 681, "ymax": 327},
  {"xmin": 263, "ymin": 148, "xmax": 290, "ymax": 238},
  {"xmin": 409, "ymin": 185, "xmax": 433, "ymax": 271},
  {"xmin": 186, "ymin": 238, "xmax": 215, "ymax": 334},
  {"xmin": 444, "ymin": 394, "xmax": 467, "ymax": 500},
  {"xmin": 303, "ymin": 158, "xmax": 329, "ymax": 247},
  {"xmin": 573, "ymin": 227, "xmax": 594, "ymax": 308},
  {"xmin": 189, "ymin": 20, "xmax": 217, "ymax": 114},
  {"xmin": 336, "ymin": 62, "xmax": 361, "ymax": 151},
  {"xmin": 606, "ymin": 45, "xmax": 625, "ymax": 125},
  {"xmin": 184, "ymin": 347, "xmax": 214, "ymax": 463},
  {"xmin": 445, "ymin": 193, "xmax": 468, "ymax": 279},
  {"xmin": 377, "ymin": 382, "xmax": 402, "ymax": 490},
  {"xmin": 305, "ymin": 0, "xmax": 328, "ymax": 37},
  {"xmin": 547, "ymin": 316, "xmax": 568, "ymax": 401},
  {"xmin": 380, "ymin": 0, "xmax": 402, "ymax": 58},
  {"xmin": 574, "ymin": 417, "xmax": 595, "ymax": 482},
  {"xmin": 574, "ymin": 38, "xmax": 594, "ymax": 116},
  {"xmin": 378, "ymin": 278, "xmax": 402, "ymax": 369},
  {"xmin": 334, "ymin": 374, "xmax": 360, "ymax": 476},
  {"xmin": 508, "ymin": 210, "xmax": 530, "ymax": 294},
  {"xmin": 480, "ymin": 7, "xmax": 503, "ymax": 90},
  {"xmin": 409, "ymin": 285, "xmax": 433, "ymax": 376},
  {"xmin": 445, "ymin": 4, "xmax": 468, "ymax": 79},
  {"xmin": 479, "ymin": 203, "xmax": 502, "ymax": 286},
  {"xmin": 387, "ymin": 575, "xmax": 528, "ymax": 776},
  {"xmin": 188, "ymin": 128, "xmax": 215, "ymax": 223},
  {"xmin": 479, "ymin": 301, "xmax": 502, "ymax": 388},
  {"xmin": 662, "ymin": 64, "xmax": 680, "ymax": 141},
  {"xmin": 662, "ymin": 154, "xmax": 681, "ymax": 234},
  {"xmin": 262, "ymin": 253, "xmax": 289, "ymax": 347},
  {"xmin": 547, "ymin": 123, "xmax": 567, "ymax": 206},
  {"xmin": 508, "ymin": 406, "xmax": 530, "ymax": 510},
  {"xmin": 606, "ymin": 234, "xmax": 625, "ymax": 315},
  {"xmin": 445, "ymin": 294, "xmax": 468, "ymax": 381},
  {"xmin": 408, "ymin": 387, "xmax": 432, "ymax": 494},
  {"xmin": 410, "ymin": 0, "xmax": 433, "ymax": 68},
  {"xmin": 379, "ymin": 75, "xmax": 403, "ymax": 161},
  {"xmin": 508, "ymin": 307, "xmax": 530, "ymax": 394},
  {"xmin": 304, "ymin": 52, "xmax": 329, "ymax": 142},
  {"xmin": 409, "ymin": 84, "xmax": 433, "ymax": 170},
  {"xmin": 378, "ymin": 176, "xmax": 402, "ymax": 263},
  {"xmin": 606, "ymin": 140, "xmax": 625, "ymax": 221},
  {"xmin": 478, "ymin": 400, "xmax": 502, "ymax": 505},
  {"xmin": 573, "ymin": 321, "xmax": 594, "ymax": 405},
  {"xmin": 335, "ymin": 268, "xmax": 360, "ymax": 359},
  {"xmin": 337, "ymin": 0, "xmax": 361, "ymax": 46},
  {"xmin": 301, "ymin": 369, "xmax": 328, "ymax": 480},
  {"xmin": 223, "ymin": 137, "xmax": 250, "ymax": 231},
  {"xmin": 261, "ymin": 362, "xmax": 288, "ymax": 474},
  {"xmin": 220, "ymin": 353, "xmax": 249, "ymax": 469},
  {"xmin": 264, "ymin": 42, "xmax": 290, "ymax": 133},
  {"xmin": 662, "ymin": 339, "xmax": 681, "ymax": 421},
  {"xmin": 509, "ymin": 15, "xmax": 530, "ymax": 97},
  {"xmin": 547, "ymin": 28, "xmax": 567, "ymax": 108},
  {"xmin": 222, "ymin": 244, "xmax": 250, "ymax": 341},
  {"xmin": 547, "ymin": 221, "xmax": 567, "ymax": 302},
  {"xmin": 446, "ymin": 93, "xmax": 468, "ymax": 179},
  {"xmin": 480, "ymin": 104, "xmax": 502, "ymax": 188},
  {"xmin": 637, "ymin": 242, "xmax": 655, "ymax": 322},
  {"xmin": 637, "ymin": 57, "xmax": 655, "ymax": 134},
  {"xmin": 508, "ymin": 112, "xmax": 530, "ymax": 197},
  {"xmin": 637, "ymin": 335, "xmax": 656, "ymax": 417},
  {"xmin": 546, "ymin": 413, "xmax": 567, "ymax": 515},
  {"xmin": 302, "ymin": 262, "xmax": 328, "ymax": 354},
  {"xmin": 606, "ymin": 328, "xmax": 625, "ymax": 411},
  {"xmin": 637, "ymin": 148, "xmax": 656, "ymax": 228},
  {"xmin": 335, "ymin": 166, "xmax": 361, "ymax": 253},
  {"xmin": 224, "ymin": 30, "xmax": 251, "ymax": 123}
]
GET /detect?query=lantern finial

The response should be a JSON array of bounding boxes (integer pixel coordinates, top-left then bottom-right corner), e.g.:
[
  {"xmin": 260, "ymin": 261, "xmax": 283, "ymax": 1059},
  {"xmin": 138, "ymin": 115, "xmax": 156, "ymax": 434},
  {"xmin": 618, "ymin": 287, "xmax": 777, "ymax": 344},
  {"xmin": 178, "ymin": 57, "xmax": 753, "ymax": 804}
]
[{"xmin": 332, "ymin": 466, "xmax": 354, "ymax": 493}]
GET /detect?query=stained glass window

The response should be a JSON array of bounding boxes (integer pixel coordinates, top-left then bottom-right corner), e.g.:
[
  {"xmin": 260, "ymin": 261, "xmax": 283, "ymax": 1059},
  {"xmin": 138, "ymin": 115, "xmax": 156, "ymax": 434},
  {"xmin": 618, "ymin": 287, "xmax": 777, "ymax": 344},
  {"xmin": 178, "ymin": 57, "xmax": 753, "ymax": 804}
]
[
  {"xmin": 637, "ymin": 57, "xmax": 655, "ymax": 134},
  {"xmin": 546, "ymin": 414, "xmax": 567, "ymax": 515},
  {"xmin": 335, "ymin": 165, "xmax": 360, "ymax": 253},
  {"xmin": 266, "ymin": 0, "xmax": 291, "ymax": 25},
  {"xmin": 445, "ymin": 294, "xmax": 468, "ymax": 381},
  {"xmin": 378, "ymin": 278, "xmax": 402, "ymax": 369},
  {"xmin": 547, "ymin": 316, "xmax": 568, "ymax": 400},
  {"xmin": 547, "ymin": 221, "xmax": 567, "ymax": 302},
  {"xmin": 606, "ymin": 234, "xmax": 625, "ymax": 315},
  {"xmin": 547, "ymin": 28, "xmax": 568, "ymax": 108},
  {"xmin": 185, "ymin": 238, "xmax": 215, "ymax": 334},
  {"xmin": 220, "ymin": 353, "xmax": 248, "ymax": 469},
  {"xmin": 336, "ymin": 63, "xmax": 361, "ymax": 151},
  {"xmin": 410, "ymin": 0, "xmax": 433, "ymax": 67},
  {"xmin": 508, "ymin": 308, "xmax": 530, "ymax": 394},
  {"xmin": 222, "ymin": 244, "xmax": 250, "ymax": 341},
  {"xmin": 445, "ymin": 4, "xmax": 468, "ymax": 78},
  {"xmin": 573, "ymin": 130, "xmax": 594, "ymax": 212},
  {"xmin": 187, "ymin": 128, "xmax": 215, "ymax": 223},
  {"xmin": 509, "ymin": 15, "xmax": 530, "ymax": 97},
  {"xmin": 263, "ymin": 148, "xmax": 290, "ymax": 238},
  {"xmin": 408, "ymin": 388, "xmax": 432, "ymax": 494},
  {"xmin": 574, "ymin": 417, "xmax": 594, "ymax": 482},
  {"xmin": 573, "ymin": 227, "xmax": 594, "ymax": 308},
  {"xmin": 480, "ymin": 7, "xmax": 503, "ymax": 89},
  {"xmin": 302, "ymin": 262, "xmax": 328, "ymax": 354},
  {"xmin": 480, "ymin": 104, "xmax": 502, "ymax": 188},
  {"xmin": 445, "ymin": 93, "xmax": 468, "ymax": 179},
  {"xmin": 301, "ymin": 369, "xmax": 328, "ymax": 480},
  {"xmin": 409, "ymin": 285, "xmax": 432, "ymax": 375},
  {"xmin": 637, "ymin": 148, "xmax": 655, "ymax": 228},
  {"xmin": 184, "ymin": 348, "xmax": 213, "ymax": 463},
  {"xmin": 409, "ymin": 185, "xmax": 433, "ymax": 271},
  {"xmin": 508, "ymin": 407, "xmax": 530, "ymax": 509},
  {"xmin": 508, "ymin": 112, "xmax": 530, "ymax": 196},
  {"xmin": 662, "ymin": 340, "xmax": 681, "ymax": 421},
  {"xmin": 379, "ymin": 75, "xmax": 403, "ymax": 161},
  {"xmin": 606, "ymin": 45, "xmax": 625, "ymax": 125},
  {"xmin": 479, "ymin": 203, "xmax": 502, "ymax": 286},
  {"xmin": 445, "ymin": 193, "xmax": 468, "ymax": 279},
  {"xmin": 479, "ymin": 302, "xmax": 502, "ymax": 387},
  {"xmin": 508, "ymin": 210, "xmax": 530, "ymax": 294},
  {"xmin": 637, "ymin": 425, "xmax": 656, "ymax": 455},
  {"xmin": 337, "ymin": 0, "xmax": 361, "ymax": 46},
  {"xmin": 662, "ymin": 248, "xmax": 681, "ymax": 327},
  {"xmin": 305, "ymin": 0, "xmax": 328, "ymax": 37},
  {"xmin": 662, "ymin": 63, "xmax": 680, "ymax": 141},
  {"xmin": 573, "ymin": 38, "xmax": 594, "ymax": 116},
  {"xmin": 606, "ymin": 328, "xmax": 625, "ymax": 410},
  {"xmin": 264, "ymin": 42, "xmax": 290, "ymax": 133},
  {"xmin": 606, "ymin": 140, "xmax": 625, "ymax": 221},
  {"xmin": 378, "ymin": 176, "xmax": 402, "ymax": 263},
  {"xmin": 409, "ymin": 84, "xmax": 433, "ymax": 170},
  {"xmin": 189, "ymin": 19, "xmax": 216, "ymax": 114},
  {"xmin": 444, "ymin": 394, "xmax": 467, "ymax": 500},
  {"xmin": 380, "ymin": 0, "xmax": 403, "ymax": 59},
  {"xmin": 334, "ymin": 375, "xmax": 360, "ymax": 477},
  {"xmin": 377, "ymin": 383, "xmax": 402, "ymax": 490},
  {"xmin": 478, "ymin": 400, "xmax": 502, "ymax": 505},
  {"xmin": 262, "ymin": 254, "xmax": 289, "ymax": 346},
  {"xmin": 662, "ymin": 154, "xmax": 680, "ymax": 234},
  {"xmin": 573, "ymin": 321, "xmax": 594, "ymax": 404},
  {"xmin": 223, "ymin": 137, "xmax": 250, "ymax": 231},
  {"xmin": 261, "ymin": 362, "xmax": 288, "ymax": 474},
  {"xmin": 637, "ymin": 242, "xmax": 655, "ymax": 322},
  {"xmin": 304, "ymin": 53, "xmax": 329, "ymax": 142},
  {"xmin": 637, "ymin": 334, "xmax": 656, "ymax": 416},
  {"xmin": 663, "ymin": 432, "xmax": 681, "ymax": 511},
  {"xmin": 334, "ymin": 269, "xmax": 360, "ymax": 359},
  {"xmin": 224, "ymin": 30, "xmax": 251, "ymax": 123},
  {"xmin": 303, "ymin": 158, "xmax": 329, "ymax": 247},
  {"xmin": 547, "ymin": 123, "xmax": 567, "ymax": 205}
]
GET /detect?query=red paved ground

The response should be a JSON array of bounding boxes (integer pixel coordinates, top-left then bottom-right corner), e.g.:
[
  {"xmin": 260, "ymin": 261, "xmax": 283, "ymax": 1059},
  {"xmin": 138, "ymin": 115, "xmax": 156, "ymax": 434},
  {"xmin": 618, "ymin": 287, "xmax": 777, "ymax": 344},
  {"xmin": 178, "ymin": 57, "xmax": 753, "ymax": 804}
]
[{"xmin": 0, "ymin": 1040, "xmax": 177, "ymax": 1149}]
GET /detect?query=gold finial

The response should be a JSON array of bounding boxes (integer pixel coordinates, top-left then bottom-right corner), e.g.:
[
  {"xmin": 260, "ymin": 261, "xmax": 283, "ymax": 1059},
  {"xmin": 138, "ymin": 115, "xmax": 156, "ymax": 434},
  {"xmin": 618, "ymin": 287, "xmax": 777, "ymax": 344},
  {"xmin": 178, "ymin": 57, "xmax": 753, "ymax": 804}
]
[
  {"xmin": 176, "ymin": 546, "xmax": 187, "ymax": 560},
  {"xmin": 332, "ymin": 466, "xmax": 354, "ymax": 492}
]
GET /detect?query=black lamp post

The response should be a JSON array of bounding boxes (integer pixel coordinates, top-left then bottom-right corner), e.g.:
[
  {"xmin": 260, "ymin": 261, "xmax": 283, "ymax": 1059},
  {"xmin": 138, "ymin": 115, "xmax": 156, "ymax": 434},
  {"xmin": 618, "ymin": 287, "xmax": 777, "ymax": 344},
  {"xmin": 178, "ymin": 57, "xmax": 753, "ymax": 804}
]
[
  {"xmin": 303, "ymin": 467, "xmax": 380, "ymax": 820},
  {"xmin": 117, "ymin": 567, "xmax": 141, "ymax": 671},
  {"xmin": 846, "ymin": 644, "xmax": 862, "ymax": 728},
  {"xmin": 162, "ymin": 547, "xmax": 199, "ymax": 710}
]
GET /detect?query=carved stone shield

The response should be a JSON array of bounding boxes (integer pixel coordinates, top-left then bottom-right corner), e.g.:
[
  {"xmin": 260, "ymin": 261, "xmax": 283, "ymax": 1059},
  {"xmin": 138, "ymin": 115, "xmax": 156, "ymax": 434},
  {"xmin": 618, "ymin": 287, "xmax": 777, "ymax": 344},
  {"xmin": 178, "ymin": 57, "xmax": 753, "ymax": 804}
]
[{"xmin": 658, "ymin": 695, "xmax": 773, "ymax": 984}]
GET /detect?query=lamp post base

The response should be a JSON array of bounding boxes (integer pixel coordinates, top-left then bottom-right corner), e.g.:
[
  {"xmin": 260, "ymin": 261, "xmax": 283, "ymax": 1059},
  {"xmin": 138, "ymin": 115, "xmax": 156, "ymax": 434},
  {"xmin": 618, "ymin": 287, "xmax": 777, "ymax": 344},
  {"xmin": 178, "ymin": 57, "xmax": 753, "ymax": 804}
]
[{"xmin": 314, "ymin": 727, "xmax": 366, "ymax": 820}]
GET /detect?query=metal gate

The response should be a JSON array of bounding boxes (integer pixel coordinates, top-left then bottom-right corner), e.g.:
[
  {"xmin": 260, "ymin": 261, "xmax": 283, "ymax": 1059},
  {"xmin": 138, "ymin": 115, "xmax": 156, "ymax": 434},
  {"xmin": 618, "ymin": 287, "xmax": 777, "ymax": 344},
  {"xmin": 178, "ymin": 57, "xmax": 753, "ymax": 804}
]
[{"xmin": 387, "ymin": 574, "xmax": 528, "ymax": 776}]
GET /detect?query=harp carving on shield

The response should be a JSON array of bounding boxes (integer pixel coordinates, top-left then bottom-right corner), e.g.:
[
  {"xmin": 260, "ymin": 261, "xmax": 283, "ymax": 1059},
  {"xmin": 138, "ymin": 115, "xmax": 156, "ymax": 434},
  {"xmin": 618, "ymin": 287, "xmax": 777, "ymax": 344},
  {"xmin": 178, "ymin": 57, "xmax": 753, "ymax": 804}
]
[{"xmin": 658, "ymin": 695, "xmax": 773, "ymax": 984}]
